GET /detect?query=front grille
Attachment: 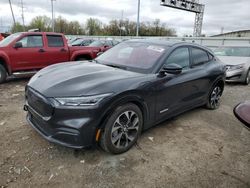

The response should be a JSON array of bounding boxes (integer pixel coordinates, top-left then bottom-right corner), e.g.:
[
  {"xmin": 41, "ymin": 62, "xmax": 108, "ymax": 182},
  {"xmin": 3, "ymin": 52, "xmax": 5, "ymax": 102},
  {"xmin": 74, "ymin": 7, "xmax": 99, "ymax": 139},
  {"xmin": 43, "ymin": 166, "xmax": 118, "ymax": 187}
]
[{"xmin": 26, "ymin": 87, "xmax": 54, "ymax": 118}]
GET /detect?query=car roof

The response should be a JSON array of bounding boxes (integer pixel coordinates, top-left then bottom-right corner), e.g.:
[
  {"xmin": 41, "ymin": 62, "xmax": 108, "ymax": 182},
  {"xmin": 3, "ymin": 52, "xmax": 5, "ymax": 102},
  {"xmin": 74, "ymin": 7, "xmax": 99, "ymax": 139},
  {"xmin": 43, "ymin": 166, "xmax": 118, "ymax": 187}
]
[
  {"xmin": 17, "ymin": 32, "xmax": 63, "ymax": 36},
  {"xmin": 125, "ymin": 39, "xmax": 194, "ymax": 47}
]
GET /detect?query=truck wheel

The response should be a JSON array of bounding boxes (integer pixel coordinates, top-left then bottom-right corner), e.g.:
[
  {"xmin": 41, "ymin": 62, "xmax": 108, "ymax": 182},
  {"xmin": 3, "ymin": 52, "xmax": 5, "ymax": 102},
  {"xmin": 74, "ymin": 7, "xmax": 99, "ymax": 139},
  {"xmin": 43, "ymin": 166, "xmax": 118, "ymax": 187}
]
[
  {"xmin": 0, "ymin": 64, "xmax": 7, "ymax": 84},
  {"xmin": 76, "ymin": 57, "xmax": 88, "ymax": 61}
]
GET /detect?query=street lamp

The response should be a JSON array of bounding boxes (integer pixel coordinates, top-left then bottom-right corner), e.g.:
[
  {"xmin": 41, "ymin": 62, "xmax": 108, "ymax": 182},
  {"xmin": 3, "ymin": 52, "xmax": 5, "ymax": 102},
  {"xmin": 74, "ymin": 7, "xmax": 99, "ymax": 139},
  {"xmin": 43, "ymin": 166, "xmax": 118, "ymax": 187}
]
[
  {"xmin": 136, "ymin": 0, "xmax": 140, "ymax": 36},
  {"xmin": 51, "ymin": 0, "xmax": 56, "ymax": 32}
]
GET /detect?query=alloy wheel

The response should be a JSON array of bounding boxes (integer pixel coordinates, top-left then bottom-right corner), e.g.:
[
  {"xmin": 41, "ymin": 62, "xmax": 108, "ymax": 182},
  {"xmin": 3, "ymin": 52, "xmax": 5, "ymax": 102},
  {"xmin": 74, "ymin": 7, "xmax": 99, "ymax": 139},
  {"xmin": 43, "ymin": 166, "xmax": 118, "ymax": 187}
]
[
  {"xmin": 210, "ymin": 86, "xmax": 222, "ymax": 109},
  {"xmin": 111, "ymin": 110, "xmax": 139, "ymax": 149}
]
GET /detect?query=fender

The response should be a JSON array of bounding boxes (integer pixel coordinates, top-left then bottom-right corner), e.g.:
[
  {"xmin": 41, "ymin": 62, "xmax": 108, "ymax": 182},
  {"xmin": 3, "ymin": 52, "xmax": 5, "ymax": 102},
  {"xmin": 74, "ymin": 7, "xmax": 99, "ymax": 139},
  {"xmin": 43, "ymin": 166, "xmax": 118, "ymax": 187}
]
[
  {"xmin": 97, "ymin": 92, "xmax": 150, "ymax": 131},
  {"xmin": 0, "ymin": 51, "xmax": 12, "ymax": 74},
  {"xmin": 70, "ymin": 50, "xmax": 97, "ymax": 61}
]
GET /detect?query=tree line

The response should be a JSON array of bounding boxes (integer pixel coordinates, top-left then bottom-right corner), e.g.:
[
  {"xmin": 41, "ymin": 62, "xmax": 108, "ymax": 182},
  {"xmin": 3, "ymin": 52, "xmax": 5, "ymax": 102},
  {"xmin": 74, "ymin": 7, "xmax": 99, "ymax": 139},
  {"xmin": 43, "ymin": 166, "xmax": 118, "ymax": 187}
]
[{"xmin": 12, "ymin": 15, "xmax": 176, "ymax": 36}]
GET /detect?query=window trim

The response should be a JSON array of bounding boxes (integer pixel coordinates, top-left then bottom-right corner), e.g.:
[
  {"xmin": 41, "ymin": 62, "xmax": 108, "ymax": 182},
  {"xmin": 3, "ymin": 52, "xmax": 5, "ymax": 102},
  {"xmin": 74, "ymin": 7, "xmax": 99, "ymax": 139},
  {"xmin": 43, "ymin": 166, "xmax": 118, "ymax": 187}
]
[
  {"xmin": 46, "ymin": 34, "xmax": 65, "ymax": 47},
  {"xmin": 16, "ymin": 34, "xmax": 44, "ymax": 48},
  {"xmin": 190, "ymin": 47, "xmax": 211, "ymax": 68}
]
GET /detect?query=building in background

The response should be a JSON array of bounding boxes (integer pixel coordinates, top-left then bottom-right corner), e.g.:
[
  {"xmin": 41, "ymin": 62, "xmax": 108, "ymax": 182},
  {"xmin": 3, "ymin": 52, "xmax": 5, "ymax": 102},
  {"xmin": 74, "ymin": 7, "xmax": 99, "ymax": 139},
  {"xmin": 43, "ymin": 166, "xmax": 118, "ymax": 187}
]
[{"xmin": 212, "ymin": 30, "xmax": 250, "ymax": 37}]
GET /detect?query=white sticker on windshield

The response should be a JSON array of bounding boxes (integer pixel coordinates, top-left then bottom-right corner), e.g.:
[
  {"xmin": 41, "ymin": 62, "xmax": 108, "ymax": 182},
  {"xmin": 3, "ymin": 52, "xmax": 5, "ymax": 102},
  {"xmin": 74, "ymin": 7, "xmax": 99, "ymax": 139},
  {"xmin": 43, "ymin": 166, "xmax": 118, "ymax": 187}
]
[{"xmin": 147, "ymin": 45, "xmax": 165, "ymax": 53}]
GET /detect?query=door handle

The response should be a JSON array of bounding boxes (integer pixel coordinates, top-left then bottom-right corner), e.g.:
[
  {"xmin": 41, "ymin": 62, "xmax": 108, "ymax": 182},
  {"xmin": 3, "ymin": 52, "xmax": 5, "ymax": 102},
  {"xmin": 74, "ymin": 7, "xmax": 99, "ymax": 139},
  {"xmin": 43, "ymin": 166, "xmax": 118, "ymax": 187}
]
[
  {"xmin": 60, "ymin": 48, "xmax": 67, "ymax": 52},
  {"xmin": 38, "ymin": 49, "xmax": 46, "ymax": 53}
]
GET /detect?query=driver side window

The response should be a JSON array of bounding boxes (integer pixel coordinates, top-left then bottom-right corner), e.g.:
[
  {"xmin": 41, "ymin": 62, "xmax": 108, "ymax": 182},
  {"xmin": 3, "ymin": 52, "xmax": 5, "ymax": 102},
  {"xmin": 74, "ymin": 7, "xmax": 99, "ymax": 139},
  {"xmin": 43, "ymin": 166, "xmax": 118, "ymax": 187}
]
[
  {"xmin": 17, "ymin": 35, "xmax": 43, "ymax": 48},
  {"xmin": 165, "ymin": 47, "xmax": 190, "ymax": 69}
]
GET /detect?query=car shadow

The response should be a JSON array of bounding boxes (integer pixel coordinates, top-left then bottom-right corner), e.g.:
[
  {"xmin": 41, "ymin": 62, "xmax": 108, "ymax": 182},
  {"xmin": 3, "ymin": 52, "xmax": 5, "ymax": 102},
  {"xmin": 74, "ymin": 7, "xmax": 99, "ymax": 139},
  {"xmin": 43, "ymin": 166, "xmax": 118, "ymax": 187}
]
[{"xmin": 5, "ymin": 77, "xmax": 30, "ymax": 84}]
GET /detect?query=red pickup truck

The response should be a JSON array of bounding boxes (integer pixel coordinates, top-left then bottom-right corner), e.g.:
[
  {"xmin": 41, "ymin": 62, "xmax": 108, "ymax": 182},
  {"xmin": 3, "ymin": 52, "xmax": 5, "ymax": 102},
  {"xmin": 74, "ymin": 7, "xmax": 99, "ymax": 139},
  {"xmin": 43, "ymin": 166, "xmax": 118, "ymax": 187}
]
[{"xmin": 0, "ymin": 32, "xmax": 111, "ymax": 83}]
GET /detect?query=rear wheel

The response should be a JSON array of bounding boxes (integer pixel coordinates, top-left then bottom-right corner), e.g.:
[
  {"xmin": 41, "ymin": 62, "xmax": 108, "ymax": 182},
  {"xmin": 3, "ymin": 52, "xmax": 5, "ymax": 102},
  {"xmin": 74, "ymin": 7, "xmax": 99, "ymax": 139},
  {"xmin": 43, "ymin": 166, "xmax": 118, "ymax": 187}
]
[
  {"xmin": 244, "ymin": 69, "xmax": 250, "ymax": 85},
  {"xmin": 76, "ymin": 57, "xmax": 88, "ymax": 61},
  {"xmin": 0, "ymin": 64, "xmax": 7, "ymax": 84},
  {"xmin": 100, "ymin": 103, "xmax": 143, "ymax": 154},
  {"xmin": 206, "ymin": 85, "xmax": 223, "ymax": 110}
]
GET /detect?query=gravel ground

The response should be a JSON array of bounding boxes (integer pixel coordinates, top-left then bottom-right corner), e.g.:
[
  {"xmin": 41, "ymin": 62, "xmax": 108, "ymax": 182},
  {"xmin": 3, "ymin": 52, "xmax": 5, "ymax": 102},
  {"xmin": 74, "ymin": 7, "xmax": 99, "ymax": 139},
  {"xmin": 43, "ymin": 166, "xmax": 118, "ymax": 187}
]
[{"xmin": 0, "ymin": 78, "xmax": 249, "ymax": 188}]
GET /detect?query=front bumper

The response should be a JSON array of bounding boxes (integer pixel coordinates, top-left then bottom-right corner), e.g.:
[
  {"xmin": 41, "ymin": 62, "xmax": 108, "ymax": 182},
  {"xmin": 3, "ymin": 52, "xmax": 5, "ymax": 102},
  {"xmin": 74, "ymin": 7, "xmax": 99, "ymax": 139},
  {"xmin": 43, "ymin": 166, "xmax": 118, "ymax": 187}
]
[
  {"xmin": 225, "ymin": 69, "xmax": 245, "ymax": 83},
  {"xmin": 24, "ymin": 91, "xmax": 104, "ymax": 149}
]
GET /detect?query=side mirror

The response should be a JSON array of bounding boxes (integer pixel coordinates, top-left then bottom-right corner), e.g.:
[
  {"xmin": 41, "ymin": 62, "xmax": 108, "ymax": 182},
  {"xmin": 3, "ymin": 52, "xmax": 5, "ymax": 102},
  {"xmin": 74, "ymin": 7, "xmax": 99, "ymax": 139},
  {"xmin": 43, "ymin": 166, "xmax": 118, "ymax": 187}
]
[
  {"xmin": 160, "ymin": 64, "xmax": 182, "ymax": 75},
  {"xmin": 104, "ymin": 45, "xmax": 109, "ymax": 48},
  {"xmin": 14, "ymin": 42, "xmax": 23, "ymax": 48}
]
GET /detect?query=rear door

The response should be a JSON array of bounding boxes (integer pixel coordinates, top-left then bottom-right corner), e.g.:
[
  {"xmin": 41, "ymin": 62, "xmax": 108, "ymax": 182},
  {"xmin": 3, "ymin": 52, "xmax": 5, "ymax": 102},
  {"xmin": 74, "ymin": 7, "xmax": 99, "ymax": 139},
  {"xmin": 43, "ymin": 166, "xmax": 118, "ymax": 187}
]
[
  {"xmin": 44, "ymin": 35, "xmax": 69, "ymax": 65},
  {"xmin": 189, "ymin": 47, "xmax": 214, "ymax": 102},
  {"xmin": 10, "ymin": 34, "xmax": 47, "ymax": 70}
]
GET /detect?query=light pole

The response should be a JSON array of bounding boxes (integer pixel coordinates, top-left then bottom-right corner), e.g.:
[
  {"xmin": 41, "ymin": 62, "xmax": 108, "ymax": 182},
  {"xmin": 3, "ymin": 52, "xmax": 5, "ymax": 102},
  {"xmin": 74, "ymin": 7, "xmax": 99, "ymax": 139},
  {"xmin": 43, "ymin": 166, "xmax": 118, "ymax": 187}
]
[
  {"xmin": 136, "ymin": 0, "xmax": 140, "ymax": 36},
  {"xmin": 51, "ymin": 0, "xmax": 56, "ymax": 32},
  {"xmin": 9, "ymin": 0, "xmax": 16, "ymax": 31}
]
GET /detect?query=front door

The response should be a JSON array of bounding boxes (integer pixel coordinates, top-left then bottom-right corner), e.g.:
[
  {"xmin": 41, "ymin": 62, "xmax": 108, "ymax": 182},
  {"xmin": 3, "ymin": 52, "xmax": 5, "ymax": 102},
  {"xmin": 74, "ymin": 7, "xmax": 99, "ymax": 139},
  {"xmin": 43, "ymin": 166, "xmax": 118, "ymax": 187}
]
[
  {"xmin": 155, "ymin": 47, "xmax": 203, "ymax": 121},
  {"xmin": 10, "ymin": 34, "xmax": 48, "ymax": 71}
]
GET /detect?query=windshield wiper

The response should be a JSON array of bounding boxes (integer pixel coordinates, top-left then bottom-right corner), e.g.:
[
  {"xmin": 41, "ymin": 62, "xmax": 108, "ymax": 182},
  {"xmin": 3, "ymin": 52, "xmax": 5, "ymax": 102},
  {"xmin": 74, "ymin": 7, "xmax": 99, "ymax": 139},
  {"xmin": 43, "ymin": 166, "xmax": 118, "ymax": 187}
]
[{"xmin": 104, "ymin": 63, "xmax": 127, "ymax": 70}]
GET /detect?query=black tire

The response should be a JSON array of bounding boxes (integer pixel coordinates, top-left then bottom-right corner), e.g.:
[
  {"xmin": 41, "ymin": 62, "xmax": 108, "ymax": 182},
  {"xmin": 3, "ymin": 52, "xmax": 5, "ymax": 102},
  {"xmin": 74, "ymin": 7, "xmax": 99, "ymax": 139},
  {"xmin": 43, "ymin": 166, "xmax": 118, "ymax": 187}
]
[
  {"xmin": 0, "ymin": 64, "xmax": 7, "ymax": 84},
  {"xmin": 244, "ymin": 69, "xmax": 250, "ymax": 85},
  {"xmin": 206, "ymin": 84, "xmax": 223, "ymax": 110},
  {"xmin": 100, "ymin": 103, "xmax": 143, "ymax": 154}
]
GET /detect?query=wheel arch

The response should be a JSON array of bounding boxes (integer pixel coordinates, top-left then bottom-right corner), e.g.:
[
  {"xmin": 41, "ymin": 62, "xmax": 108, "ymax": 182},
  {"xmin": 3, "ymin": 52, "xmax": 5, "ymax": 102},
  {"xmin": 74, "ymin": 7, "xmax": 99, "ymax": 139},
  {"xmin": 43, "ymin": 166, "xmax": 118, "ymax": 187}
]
[
  {"xmin": 97, "ymin": 94, "xmax": 149, "ymax": 133},
  {"xmin": 207, "ymin": 77, "xmax": 225, "ymax": 99}
]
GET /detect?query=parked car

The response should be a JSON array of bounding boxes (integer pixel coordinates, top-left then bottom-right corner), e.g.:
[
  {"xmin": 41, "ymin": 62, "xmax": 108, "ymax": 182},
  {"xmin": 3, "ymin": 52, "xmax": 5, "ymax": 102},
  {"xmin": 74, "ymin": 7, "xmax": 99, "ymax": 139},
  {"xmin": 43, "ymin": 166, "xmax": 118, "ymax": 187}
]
[
  {"xmin": 0, "ymin": 32, "xmax": 108, "ymax": 83},
  {"xmin": 70, "ymin": 38, "xmax": 94, "ymax": 46},
  {"xmin": 88, "ymin": 40, "xmax": 119, "ymax": 52},
  {"xmin": 24, "ymin": 39, "xmax": 226, "ymax": 154},
  {"xmin": 212, "ymin": 46, "xmax": 250, "ymax": 85},
  {"xmin": 234, "ymin": 101, "xmax": 250, "ymax": 130}
]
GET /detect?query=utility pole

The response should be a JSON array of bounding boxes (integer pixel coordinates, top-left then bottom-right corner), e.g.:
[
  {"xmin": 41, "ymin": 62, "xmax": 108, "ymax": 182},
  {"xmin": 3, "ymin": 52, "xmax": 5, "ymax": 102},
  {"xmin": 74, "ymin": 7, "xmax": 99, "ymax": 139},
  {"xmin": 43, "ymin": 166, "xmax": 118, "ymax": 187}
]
[
  {"xmin": 120, "ymin": 10, "xmax": 124, "ymax": 37},
  {"xmin": 20, "ymin": 0, "xmax": 25, "ymax": 31},
  {"xmin": 136, "ymin": 0, "xmax": 140, "ymax": 36},
  {"xmin": 51, "ymin": 0, "xmax": 56, "ymax": 32},
  {"xmin": 9, "ymin": 0, "xmax": 16, "ymax": 31}
]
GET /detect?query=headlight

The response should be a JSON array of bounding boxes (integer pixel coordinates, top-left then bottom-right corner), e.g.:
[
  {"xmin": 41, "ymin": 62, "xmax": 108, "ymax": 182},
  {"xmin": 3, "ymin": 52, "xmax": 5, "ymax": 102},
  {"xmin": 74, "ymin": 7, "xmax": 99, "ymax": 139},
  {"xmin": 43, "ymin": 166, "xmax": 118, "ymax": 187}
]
[
  {"xmin": 228, "ymin": 64, "xmax": 245, "ymax": 71},
  {"xmin": 54, "ymin": 93, "xmax": 113, "ymax": 106}
]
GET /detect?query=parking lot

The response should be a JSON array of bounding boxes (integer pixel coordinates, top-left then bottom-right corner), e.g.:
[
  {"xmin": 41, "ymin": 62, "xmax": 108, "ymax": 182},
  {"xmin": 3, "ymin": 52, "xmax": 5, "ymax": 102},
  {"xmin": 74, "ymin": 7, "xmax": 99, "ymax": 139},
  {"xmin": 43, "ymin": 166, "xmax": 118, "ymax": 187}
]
[{"xmin": 0, "ymin": 78, "xmax": 249, "ymax": 188}]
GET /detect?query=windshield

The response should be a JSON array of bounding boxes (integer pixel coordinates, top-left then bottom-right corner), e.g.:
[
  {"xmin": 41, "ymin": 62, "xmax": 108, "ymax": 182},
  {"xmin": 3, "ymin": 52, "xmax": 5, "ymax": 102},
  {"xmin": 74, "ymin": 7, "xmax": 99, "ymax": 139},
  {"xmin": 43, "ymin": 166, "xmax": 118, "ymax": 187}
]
[
  {"xmin": 213, "ymin": 47, "xmax": 250, "ymax": 57},
  {"xmin": 96, "ymin": 42, "xmax": 167, "ymax": 73},
  {"xmin": 71, "ymin": 38, "xmax": 84, "ymax": 46},
  {"xmin": 89, "ymin": 41, "xmax": 104, "ymax": 47},
  {"xmin": 0, "ymin": 33, "xmax": 22, "ymax": 47}
]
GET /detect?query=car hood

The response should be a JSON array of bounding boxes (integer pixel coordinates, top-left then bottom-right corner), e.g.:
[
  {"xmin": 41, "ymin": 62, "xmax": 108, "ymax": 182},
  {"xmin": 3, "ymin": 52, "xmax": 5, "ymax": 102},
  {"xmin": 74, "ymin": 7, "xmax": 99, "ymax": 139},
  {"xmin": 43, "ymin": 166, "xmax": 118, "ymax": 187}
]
[
  {"xmin": 218, "ymin": 56, "xmax": 250, "ymax": 66},
  {"xmin": 28, "ymin": 62, "xmax": 144, "ymax": 97}
]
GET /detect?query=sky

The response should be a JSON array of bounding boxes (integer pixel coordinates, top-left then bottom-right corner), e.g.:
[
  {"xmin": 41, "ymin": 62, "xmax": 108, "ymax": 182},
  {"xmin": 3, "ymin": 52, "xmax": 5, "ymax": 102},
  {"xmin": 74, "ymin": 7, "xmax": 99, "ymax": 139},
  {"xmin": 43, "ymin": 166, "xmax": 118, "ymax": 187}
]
[{"xmin": 0, "ymin": 0, "xmax": 249, "ymax": 36}]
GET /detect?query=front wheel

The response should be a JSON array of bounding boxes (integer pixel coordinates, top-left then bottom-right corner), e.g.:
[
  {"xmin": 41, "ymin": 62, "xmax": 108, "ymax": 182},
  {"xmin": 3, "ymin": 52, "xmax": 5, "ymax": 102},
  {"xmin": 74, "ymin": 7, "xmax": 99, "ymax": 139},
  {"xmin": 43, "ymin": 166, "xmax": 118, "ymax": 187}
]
[
  {"xmin": 244, "ymin": 69, "xmax": 250, "ymax": 85},
  {"xmin": 206, "ymin": 85, "xmax": 223, "ymax": 110},
  {"xmin": 0, "ymin": 64, "xmax": 7, "ymax": 84},
  {"xmin": 100, "ymin": 103, "xmax": 143, "ymax": 154}
]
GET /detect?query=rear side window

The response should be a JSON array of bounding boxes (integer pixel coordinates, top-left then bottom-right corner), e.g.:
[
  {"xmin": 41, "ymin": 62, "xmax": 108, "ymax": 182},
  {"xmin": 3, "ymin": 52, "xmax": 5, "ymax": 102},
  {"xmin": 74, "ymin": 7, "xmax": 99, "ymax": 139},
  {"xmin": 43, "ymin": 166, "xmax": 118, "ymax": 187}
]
[
  {"xmin": 47, "ymin": 35, "xmax": 64, "ymax": 47},
  {"xmin": 192, "ymin": 48, "xmax": 209, "ymax": 66}
]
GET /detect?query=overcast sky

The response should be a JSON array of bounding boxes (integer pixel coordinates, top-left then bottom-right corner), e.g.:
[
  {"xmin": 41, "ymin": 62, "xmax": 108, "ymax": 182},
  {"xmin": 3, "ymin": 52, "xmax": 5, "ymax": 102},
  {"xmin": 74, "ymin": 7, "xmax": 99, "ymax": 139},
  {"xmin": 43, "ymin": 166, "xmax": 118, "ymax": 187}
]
[{"xmin": 0, "ymin": 0, "xmax": 249, "ymax": 36}]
